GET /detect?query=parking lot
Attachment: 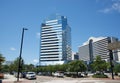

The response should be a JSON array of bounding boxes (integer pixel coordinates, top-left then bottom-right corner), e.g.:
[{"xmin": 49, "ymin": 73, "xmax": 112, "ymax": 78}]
[{"xmin": 2, "ymin": 74, "xmax": 120, "ymax": 83}]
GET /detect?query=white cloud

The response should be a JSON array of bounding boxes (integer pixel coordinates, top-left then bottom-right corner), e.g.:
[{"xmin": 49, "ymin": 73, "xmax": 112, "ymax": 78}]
[
  {"xmin": 112, "ymin": 2, "xmax": 120, "ymax": 12},
  {"xmin": 10, "ymin": 47, "xmax": 16, "ymax": 51},
  {"xmin": 98, "ymin": 0, "xmax": 120, "ymax": 13},
  {"xmin": 33, "ymin": 59, "xmax": 39, "ymax": 63},
  {"xmin": 36, "ymin": 32, "xmax": 40, "ymax": 38},
  {"xmin": 98, "ymin": 8, "xmax": 112, "ymax": 13},
  {"xmin": 82, "ymin": 36, "xmax": 106, "ymax": 46}
]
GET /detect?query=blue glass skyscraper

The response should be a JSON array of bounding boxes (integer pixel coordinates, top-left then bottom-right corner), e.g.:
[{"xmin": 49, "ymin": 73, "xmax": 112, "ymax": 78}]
[{"xmin": 40, "ymin": 15, "xmax": 72, "ymax": 66}]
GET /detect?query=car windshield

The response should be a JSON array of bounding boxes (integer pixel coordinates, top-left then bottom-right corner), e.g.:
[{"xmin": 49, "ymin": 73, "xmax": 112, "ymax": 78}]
[{"xmin": 28, "ymin": 72, "xmax": 35, "ymax": 74}]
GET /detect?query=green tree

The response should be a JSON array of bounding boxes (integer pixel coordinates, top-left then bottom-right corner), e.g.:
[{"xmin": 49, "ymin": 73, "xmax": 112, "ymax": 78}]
[
  {"xmin": 0, "ymin": 53, "xmax": 5, "ymax": 71},
  {"xmin": 91, "ymin": 56, "xmax": 107, "ymax": 73},
  {"xmin": 46, "ymin": 65, "xmax": 54, "ymax": 72},
  {"xmin": 23, "ymin": 64, "xmax": 35, "ymax": 72},
  {"xmin": 60, "ymin": 63, "xmax": 68, "ymax": 72},
  {"xmin": 114, "ymin": 64, "xmax": 120, "ymax": 73},
  {"xmin": 2, "ymin": 65, "xmax": 10, "ymax": 72},
  {"xmin": 9, "ymin": 57, "xmax": 24, "ymax": 72},
  {"xmin": 67, "ymin": 60, "xmax": 87, "ymax": 76},
  {"xmin": 54, "ymin": 64, "xmax": 62, "ymax": 72},
  {"xmin": 37, "ymin": 66, "xmax": 44, "ymax": 72}
]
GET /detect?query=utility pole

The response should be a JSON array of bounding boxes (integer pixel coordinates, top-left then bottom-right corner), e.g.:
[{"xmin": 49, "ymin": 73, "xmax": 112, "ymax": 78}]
[{"xmin": 17, "ymin": 28, "xmax": 28, "ymax": 82}]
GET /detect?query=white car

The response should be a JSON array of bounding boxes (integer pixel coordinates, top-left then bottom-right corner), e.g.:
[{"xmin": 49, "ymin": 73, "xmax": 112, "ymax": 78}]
[
  {"xmin": 26, "ymin": 72, "xmax": 36, "ymax": 80},
  {"xmin": 53, "ymin": 71, "xmax": 64, "ymax": 77}
]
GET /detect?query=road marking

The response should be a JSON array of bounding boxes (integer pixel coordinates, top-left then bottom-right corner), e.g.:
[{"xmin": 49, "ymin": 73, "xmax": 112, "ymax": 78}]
[
  {"xmin": 95, "ymin": 82, "xmax": 105, "ymax": 83},
  {"xmin": 80, "ymin": 80, "xmax": 106, "ymax": 83}
]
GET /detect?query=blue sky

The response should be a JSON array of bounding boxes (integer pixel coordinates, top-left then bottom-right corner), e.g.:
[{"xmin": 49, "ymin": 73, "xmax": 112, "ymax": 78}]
[{"xmin": 0, "ymin": 0, "xmax": 120, "ymax": 65}]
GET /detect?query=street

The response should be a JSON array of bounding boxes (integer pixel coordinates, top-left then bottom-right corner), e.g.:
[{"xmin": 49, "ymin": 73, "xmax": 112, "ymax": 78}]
[{"xmin": 1, "ymin": 74, "xmax": 120, "ymax": 83}]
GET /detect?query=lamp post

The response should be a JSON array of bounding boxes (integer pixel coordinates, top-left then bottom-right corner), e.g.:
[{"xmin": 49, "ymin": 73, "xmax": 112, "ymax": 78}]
[
  {"xmin": 109, "ymin": 50, "xmax": 114, "ymax": 80},
  {"xmin": 17, "ymin": 28, "xmax": 28, "ymax": 82},
  {"xmin": 108, "ymin": 40, "xmax": 120, "ymax": 80}
]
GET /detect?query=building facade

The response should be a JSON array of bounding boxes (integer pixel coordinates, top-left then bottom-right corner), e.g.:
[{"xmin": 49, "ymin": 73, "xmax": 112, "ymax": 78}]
[
  {"xmin": 78, "ymin": 37, "xmax": 119, "ymax": 62},
  {"xmin": 71, "ymin": 52, "xmax": 79, "ymax": 60},
  {"xmin": 40, "ymin": 15, "xmax": 72, "ymax": 66},
  {"xmin": 117, "ymin": 49, "xmax": 120, "ymax": 63},
  {"xmin": 74, "ymin": 52, "xmax": 79, "ymax": 60}
]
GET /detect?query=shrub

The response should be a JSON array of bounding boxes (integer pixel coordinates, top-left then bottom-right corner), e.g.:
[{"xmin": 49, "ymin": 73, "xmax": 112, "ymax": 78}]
[{"xmin": 92, "ymin": 73, "xmax": 108, "ymax": 78}]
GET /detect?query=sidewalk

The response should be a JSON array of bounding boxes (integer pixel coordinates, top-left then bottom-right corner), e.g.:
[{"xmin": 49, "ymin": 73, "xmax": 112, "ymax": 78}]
[{"xmin": 2, "ymin": 74, "xmax": 25, "ymax": 83}]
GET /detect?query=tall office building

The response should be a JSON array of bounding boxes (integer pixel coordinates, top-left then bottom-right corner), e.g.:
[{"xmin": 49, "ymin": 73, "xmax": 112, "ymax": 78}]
[
  {"xmin": 78, "ymin": 37, "xmax": 119, "ymax": 62},
  {"xmin": 40, "ymin": 15, "xmax": 72, "ymax": 66}
]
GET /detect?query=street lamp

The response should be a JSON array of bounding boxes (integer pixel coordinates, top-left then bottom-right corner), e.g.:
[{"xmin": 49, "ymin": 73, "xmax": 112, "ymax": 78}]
[
  {"xmin": 17, "ymin": 28, "xmax": 28, "ymax": 82},
  {"xmin": 109, "ymin": 50, "xmax": 114, "ymax": 80}
]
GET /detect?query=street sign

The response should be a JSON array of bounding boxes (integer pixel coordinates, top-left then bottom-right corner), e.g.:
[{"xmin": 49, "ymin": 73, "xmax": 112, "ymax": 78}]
[{"xmin": 108, "ymin": 41, "xmax": 120, "ymax": 50}]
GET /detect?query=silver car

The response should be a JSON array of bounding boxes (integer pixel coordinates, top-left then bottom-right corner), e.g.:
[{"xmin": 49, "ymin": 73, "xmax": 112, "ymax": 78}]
[{"xmin": 26, "ymin": 72, "xmax": 36, "ymax": 80}]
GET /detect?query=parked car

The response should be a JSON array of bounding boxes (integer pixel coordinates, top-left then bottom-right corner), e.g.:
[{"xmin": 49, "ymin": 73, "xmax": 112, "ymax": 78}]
[
  {"xmin": 22, "ymin": 72, "xmax": 27, "ymax": 78},
  {"xmin": 0, "ymin": 73, "xmax": 4, "ymax": 79},
  {"xmin": 37, "ymin": 72, "xmax": 42, "ymax": 76},
  {"xmin": 26, "ymin": 72, "xmax": 36, "ymax": 80},
  {"xmin": 53, "ymin": 71, "xmax": 64, "ymax": 77}
]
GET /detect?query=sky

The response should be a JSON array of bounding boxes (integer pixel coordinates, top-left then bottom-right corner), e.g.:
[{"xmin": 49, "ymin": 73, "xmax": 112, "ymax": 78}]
[{"xmin": 0, "ymin": 0, "xmax": 120, "ymax": 65}]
